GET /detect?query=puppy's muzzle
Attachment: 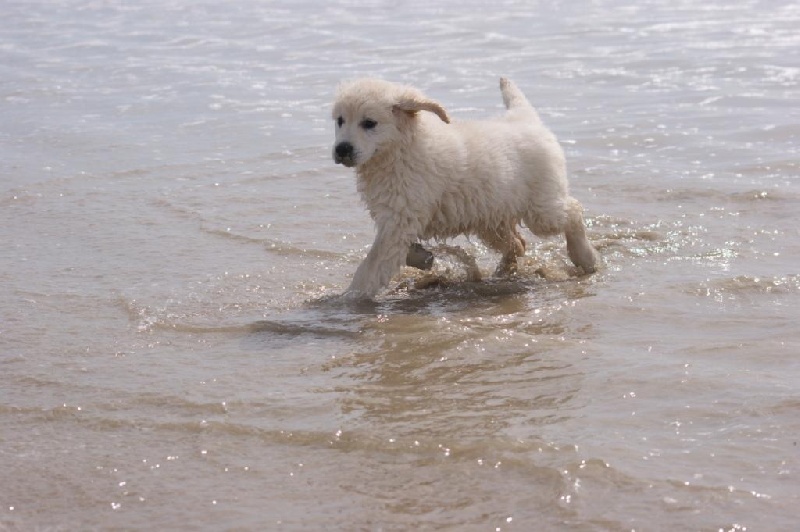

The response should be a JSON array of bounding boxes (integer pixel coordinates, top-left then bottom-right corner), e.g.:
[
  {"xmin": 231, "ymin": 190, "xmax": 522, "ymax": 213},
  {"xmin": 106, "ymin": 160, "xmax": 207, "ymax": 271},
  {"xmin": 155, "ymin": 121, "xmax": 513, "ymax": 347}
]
[{"xmin": 333, "ymin": 142, "xmax": 356, "ymax": 167}]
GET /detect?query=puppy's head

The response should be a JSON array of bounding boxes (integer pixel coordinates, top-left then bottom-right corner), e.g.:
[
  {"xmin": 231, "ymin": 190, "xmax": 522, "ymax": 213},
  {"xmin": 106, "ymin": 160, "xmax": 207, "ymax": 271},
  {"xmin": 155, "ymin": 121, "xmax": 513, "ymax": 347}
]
[{"xmin": 331, "ymin": 79, "xmax": 450, "ymax": 168}]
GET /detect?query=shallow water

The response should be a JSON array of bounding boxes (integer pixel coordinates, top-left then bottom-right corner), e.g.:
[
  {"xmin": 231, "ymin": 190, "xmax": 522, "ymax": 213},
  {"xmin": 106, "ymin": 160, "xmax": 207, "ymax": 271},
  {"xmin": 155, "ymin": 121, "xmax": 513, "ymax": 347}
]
[{"xmin": 1, "ymin": 1, "xmax": 799, "ymax": 530}]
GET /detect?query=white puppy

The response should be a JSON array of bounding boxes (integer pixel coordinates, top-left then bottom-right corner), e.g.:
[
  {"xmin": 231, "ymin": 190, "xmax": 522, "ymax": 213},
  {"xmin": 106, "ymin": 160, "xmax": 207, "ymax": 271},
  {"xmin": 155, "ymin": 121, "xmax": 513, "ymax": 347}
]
[{"xmin": 332, "ymin": 78, "xmax": 598, "ymax": 298}]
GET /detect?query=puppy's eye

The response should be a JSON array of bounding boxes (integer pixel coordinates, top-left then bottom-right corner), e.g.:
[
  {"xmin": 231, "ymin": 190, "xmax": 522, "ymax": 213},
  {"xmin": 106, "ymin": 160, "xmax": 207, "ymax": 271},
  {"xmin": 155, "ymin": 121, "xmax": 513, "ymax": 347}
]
[
  {"xmin": 337, "ymin": 116, "xmax": 344, "ymax": 128},
  {"xmin": 361, "ymin": 119, "xmax": 377, "ymax": 130}
]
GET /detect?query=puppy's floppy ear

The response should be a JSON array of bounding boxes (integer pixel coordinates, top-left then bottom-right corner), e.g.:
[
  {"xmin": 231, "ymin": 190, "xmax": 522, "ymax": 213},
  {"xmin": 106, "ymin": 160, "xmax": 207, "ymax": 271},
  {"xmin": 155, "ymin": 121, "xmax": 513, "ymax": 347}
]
[{"xmin": 393, "ymin": 90, "xmax": 450, "ymax": 124}]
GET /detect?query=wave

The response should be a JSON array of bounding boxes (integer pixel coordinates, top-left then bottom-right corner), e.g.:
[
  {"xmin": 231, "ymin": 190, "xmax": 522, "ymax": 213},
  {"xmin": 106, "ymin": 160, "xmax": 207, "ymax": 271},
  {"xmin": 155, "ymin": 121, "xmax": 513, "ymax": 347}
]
[{"xmin": 687, "ymin": 274, "xmax": 800, "ymax": 298}]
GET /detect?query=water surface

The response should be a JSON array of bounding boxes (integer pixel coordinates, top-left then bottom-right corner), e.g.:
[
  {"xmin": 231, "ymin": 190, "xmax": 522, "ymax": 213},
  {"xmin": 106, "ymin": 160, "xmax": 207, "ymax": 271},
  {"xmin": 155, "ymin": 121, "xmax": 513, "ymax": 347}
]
[{"xmin": 1, "ymin": 1, "xmax": 798, "ymax": 530}]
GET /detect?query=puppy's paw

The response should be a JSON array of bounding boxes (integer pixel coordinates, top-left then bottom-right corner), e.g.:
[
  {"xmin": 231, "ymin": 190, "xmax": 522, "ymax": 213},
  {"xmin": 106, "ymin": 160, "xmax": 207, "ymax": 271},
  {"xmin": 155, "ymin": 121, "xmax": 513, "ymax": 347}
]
[{"xmin": 406, "ymin": 243, "xmax": 434, "ymax": 270}]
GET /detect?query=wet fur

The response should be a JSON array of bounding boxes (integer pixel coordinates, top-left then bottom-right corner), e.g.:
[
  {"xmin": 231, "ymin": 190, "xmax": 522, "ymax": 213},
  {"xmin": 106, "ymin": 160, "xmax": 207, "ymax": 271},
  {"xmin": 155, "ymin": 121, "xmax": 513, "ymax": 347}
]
[{"xmin": 332, "ymin": 77, "xmax": 598, "ymax": 298}]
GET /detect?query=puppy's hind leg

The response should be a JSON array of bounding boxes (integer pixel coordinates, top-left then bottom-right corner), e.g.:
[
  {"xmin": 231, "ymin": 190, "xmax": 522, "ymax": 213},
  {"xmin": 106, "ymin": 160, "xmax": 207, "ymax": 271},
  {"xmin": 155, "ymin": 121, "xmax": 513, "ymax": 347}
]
[
  {"xmin": 564, "ymin": 197, "xmax": 599, "ymax": 273},
  {"xmin": 479, "ymin": 225, "xmax": 526, "ymax": 277}
]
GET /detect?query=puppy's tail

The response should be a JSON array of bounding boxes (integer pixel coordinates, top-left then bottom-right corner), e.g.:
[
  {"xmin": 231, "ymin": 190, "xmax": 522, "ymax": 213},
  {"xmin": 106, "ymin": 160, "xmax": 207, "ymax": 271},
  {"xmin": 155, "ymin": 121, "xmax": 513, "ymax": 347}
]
[
  {"xmin": 499, "ymin": 77, "xmax": 540, "ymax": 121},
  {"xmin": 499, "ymin": 77, "xmax": 528, "ymax": 109}
]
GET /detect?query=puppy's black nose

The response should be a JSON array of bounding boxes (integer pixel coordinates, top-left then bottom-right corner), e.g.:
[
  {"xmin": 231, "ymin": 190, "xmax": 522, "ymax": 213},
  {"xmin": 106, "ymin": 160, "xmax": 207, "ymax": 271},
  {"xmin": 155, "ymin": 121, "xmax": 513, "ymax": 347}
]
[{"xmin": 335, "ymin": 142, "xmax": 353, "ymax": 158}]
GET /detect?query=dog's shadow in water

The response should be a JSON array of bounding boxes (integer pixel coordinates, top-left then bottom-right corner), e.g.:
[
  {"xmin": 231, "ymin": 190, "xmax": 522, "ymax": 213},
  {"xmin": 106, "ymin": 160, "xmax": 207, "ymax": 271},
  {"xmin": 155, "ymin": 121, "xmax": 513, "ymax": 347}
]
[
  {"xmin": 245, "ymin": 241, "xmax": 599, "ymax": 342},
  {"xmin": 241, "ymin": 280, "xmax": 523, "ymax": 342},
  {"xmin": 243, "ymin": 242, "xmax": 599, "ymax": 346},
  {"xmin": 245, "ymin": 269, "xmax": 595, "ymax": 348}
]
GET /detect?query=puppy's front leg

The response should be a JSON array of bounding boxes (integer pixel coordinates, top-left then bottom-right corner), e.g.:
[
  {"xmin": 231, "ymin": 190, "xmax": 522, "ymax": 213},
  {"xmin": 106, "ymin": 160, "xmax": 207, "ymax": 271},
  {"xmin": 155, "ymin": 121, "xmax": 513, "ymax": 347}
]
[{"xmin": 345, "ymin": 225, "xmax": 415, "ymax": 299}]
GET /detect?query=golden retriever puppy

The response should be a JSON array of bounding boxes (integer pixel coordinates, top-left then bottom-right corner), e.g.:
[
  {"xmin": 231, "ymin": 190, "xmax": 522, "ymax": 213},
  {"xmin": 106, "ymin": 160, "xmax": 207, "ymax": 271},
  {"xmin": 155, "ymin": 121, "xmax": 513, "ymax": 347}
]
[{"xmin": 332, "ymin": 78, "xmax": 598, "ymax": 298}]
